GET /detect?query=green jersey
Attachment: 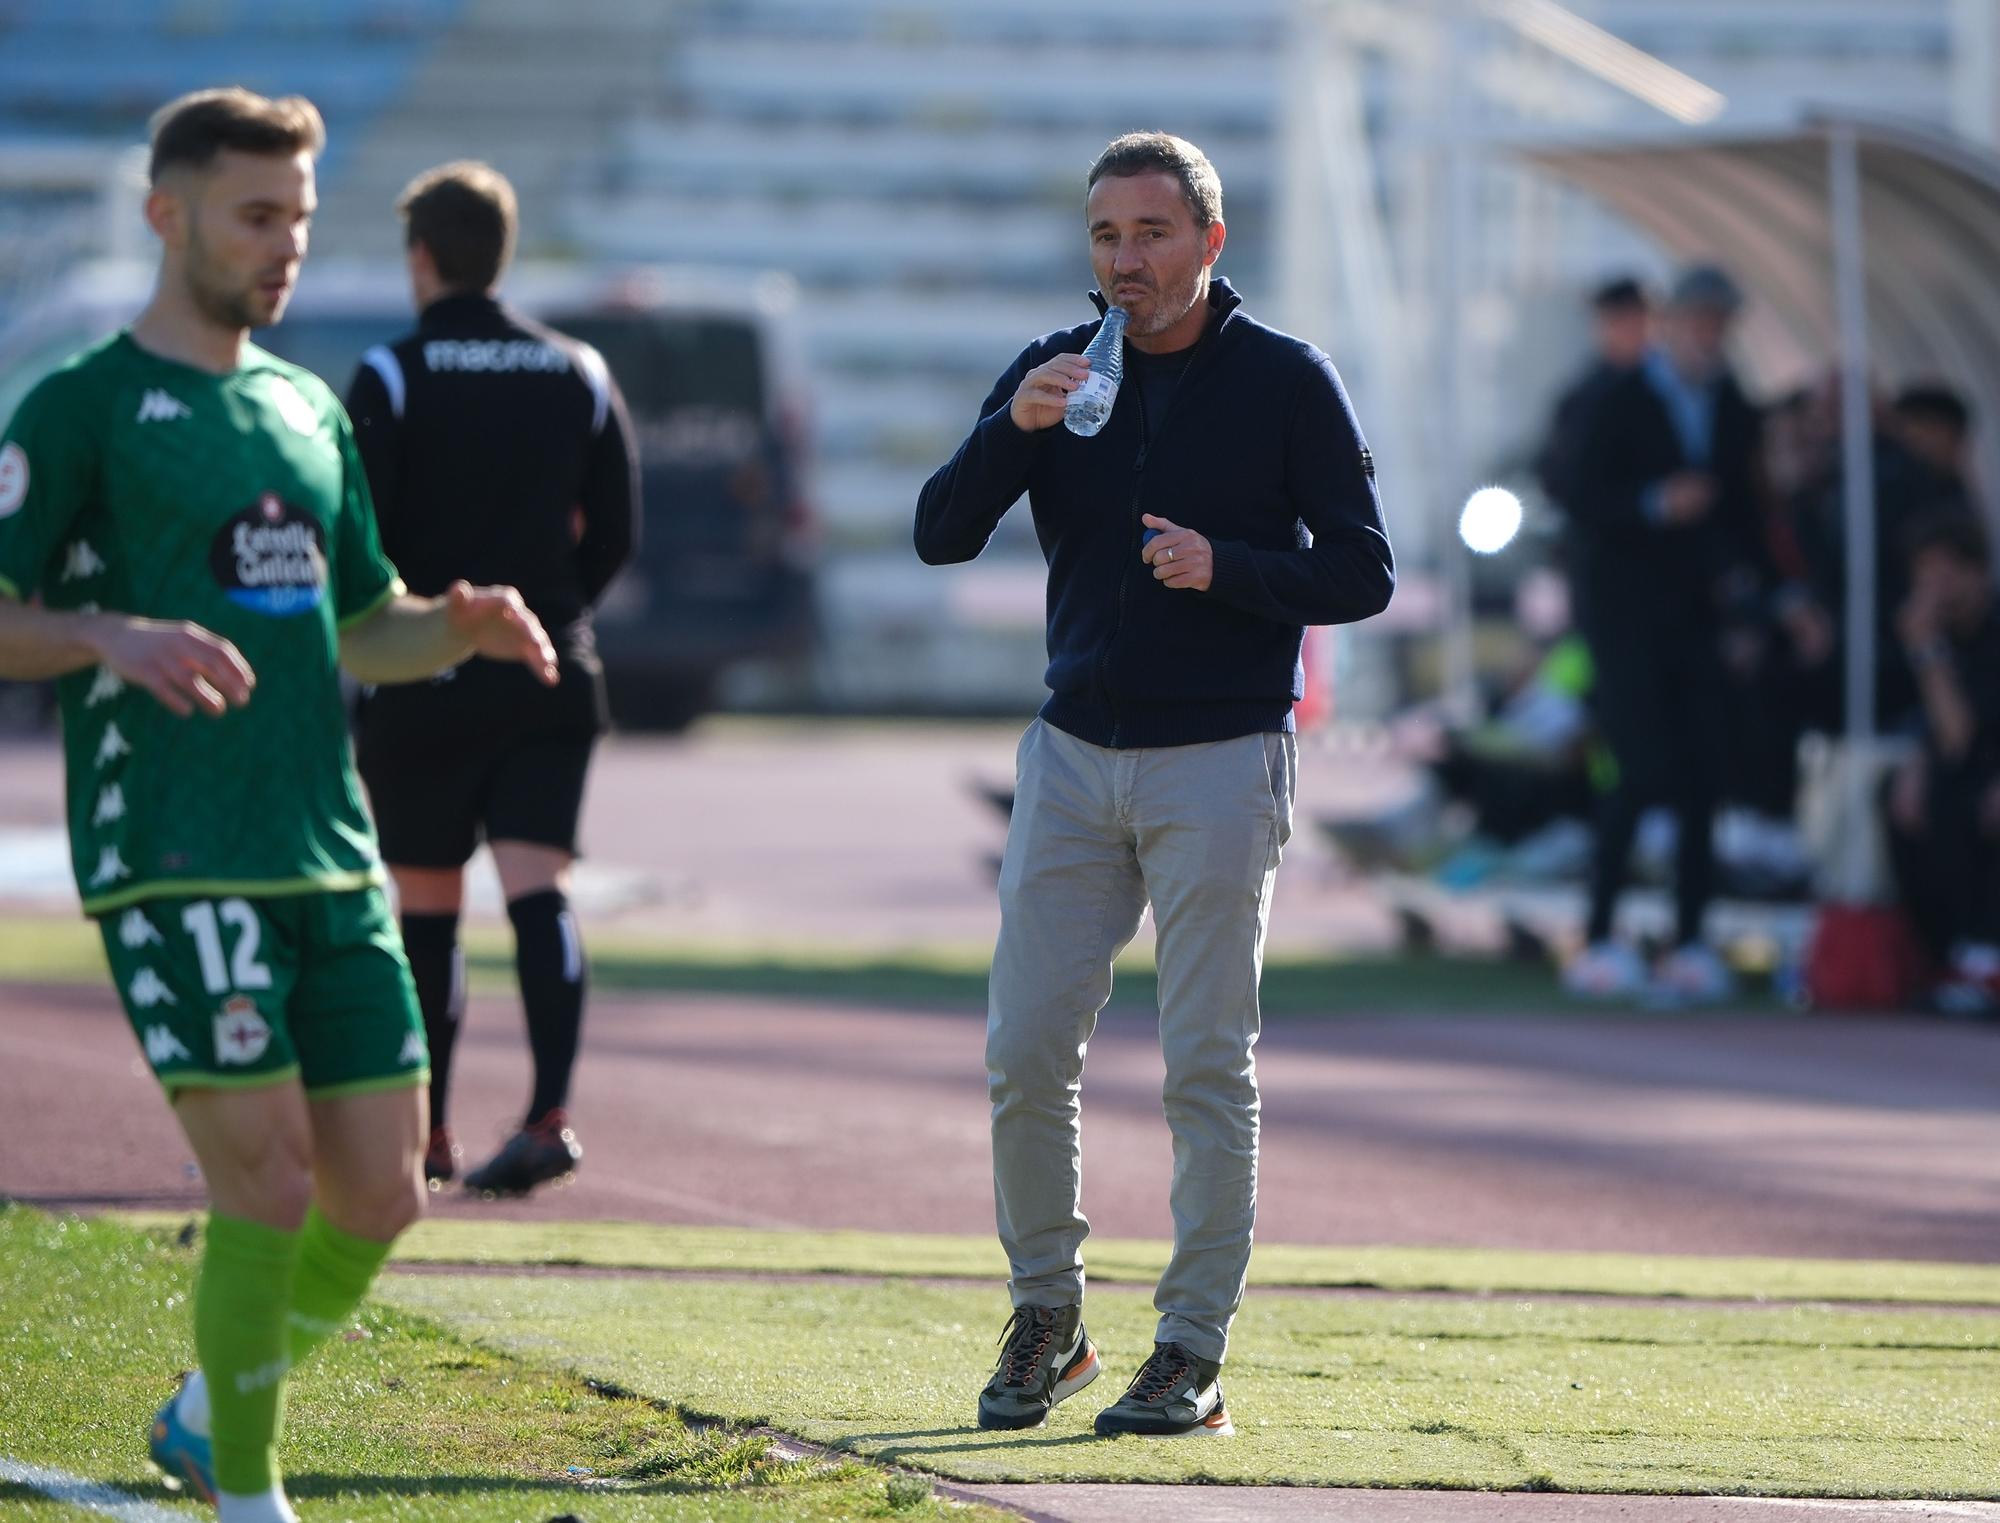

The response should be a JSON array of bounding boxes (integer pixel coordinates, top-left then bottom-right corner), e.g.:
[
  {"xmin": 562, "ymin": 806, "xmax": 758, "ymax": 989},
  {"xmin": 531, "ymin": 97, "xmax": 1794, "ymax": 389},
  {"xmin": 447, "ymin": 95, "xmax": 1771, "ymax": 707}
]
[{"xmin": 0, "ymin": 332, "xmax": 404, "ymax": 914}]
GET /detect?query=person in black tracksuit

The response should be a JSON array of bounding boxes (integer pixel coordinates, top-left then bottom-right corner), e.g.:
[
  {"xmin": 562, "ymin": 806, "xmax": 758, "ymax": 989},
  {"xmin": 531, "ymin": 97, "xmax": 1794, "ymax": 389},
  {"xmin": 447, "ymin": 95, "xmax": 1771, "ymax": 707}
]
[
  {"xmin": 345, "ymin": 162, "xmax": 638, "ymax": 1195},
  {"xmin": 1556, "ymin": 266, "xmax": 1767, "ymax": 999}
]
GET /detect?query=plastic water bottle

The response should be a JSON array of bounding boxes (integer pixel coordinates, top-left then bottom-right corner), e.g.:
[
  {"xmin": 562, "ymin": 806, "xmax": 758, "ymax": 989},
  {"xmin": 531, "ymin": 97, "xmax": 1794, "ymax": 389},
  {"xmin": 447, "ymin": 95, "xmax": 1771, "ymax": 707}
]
[{"xmin": 1064, "ymin": 306, "xmax": 1128, "ymax": 437}]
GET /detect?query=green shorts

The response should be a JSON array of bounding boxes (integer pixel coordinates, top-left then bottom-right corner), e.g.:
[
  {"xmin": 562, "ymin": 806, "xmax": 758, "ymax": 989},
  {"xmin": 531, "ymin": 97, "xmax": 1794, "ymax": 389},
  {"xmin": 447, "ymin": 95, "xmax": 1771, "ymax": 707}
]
[{"xmin": 98, "ymin": 886, "xmax": 428, "ymax": 1097}]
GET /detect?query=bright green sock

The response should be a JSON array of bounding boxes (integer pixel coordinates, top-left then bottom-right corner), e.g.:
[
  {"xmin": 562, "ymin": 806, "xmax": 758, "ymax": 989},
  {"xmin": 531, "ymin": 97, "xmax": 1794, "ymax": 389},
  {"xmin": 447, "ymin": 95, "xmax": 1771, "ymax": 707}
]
[
  {"xmin": 196, "ymin": 1213, "xmax": 301, "ymax": 1497},
  {"xmin": 286, "ymin": 1206, "xmax": 393, "ymax": 1366}
]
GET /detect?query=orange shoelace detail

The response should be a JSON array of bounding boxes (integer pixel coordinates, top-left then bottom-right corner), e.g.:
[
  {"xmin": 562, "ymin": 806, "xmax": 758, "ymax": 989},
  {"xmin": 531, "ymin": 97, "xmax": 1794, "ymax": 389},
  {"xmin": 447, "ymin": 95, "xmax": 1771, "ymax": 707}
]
[
  {"xmin": 996, "ymin": 1309, "xmax": 1057, "ymax": 1385},
  {"xmin": 1128, "ymin": 1347, "xmax": 1193, "ymax": 1404}
]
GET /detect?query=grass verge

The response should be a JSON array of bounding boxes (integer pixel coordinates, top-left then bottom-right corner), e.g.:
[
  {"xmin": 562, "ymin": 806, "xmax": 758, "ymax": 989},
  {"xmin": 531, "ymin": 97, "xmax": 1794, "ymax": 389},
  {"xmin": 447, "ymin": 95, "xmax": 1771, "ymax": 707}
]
[
  {"xmin": 107, "ymin": 1217, "xmax": 2000, "ymax": 1309},
  {"xmin": 28, "ymin": 1210, "xmax": 2000, "ymax": 1500},
  {"xmin": 0, "ymin": 1206, "xmax": 1001, "ymax": 1523},
  {"xmin": 380, "ymin": 1267, "xmax": 2000, "ymax": 1496}
]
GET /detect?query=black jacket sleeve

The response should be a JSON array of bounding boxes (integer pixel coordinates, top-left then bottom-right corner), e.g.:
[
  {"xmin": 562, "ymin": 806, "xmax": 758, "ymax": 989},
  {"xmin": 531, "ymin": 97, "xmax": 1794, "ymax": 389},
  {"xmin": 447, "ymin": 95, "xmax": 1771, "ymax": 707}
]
[
  {"xmin": 913, "ymin": 346, "xmax": 1045, "ymax": 565},
  {"xmin": 343, "ymin": 362, "xmax": 400, "ymax": 531},
  {"xmin": 1535, "ymin": 372, "xmax": 1594, "ymax": 509},
  {"xmin": 1204, "ymin": 351, "xmax": 1395, "ymax": 626},
  {"xmin": 575, "ymin": 369, "xmax": 639, "ymax": 606}
]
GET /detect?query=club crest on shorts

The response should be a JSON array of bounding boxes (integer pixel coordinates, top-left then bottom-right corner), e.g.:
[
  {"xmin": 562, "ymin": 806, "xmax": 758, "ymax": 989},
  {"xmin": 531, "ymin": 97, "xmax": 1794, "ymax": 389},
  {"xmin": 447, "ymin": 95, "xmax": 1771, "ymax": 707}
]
[{"xmin": 213, "ymin": 995, "xmax": 272, "ymax": 1066}]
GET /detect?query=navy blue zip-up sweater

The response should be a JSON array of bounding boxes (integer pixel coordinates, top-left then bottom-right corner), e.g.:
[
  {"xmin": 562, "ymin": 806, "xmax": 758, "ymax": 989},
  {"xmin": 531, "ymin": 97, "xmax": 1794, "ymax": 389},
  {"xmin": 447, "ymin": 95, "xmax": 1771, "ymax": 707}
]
[{"xmin": 915, "ymin": 279, "xmax": 1393, "ymax": 749}]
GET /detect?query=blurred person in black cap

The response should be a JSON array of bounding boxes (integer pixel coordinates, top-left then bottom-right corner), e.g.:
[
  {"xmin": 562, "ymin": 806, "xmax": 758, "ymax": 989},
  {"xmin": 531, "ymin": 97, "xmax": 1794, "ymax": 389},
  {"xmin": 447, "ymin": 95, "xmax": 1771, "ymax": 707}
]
[
  {"xmin": 1884, "ymin": 513, "xmax": 2000, "ymax": 1014},
  {"xmin": 1555, "ymin": 263, "xmax": 1772, "ymax": 1001}
]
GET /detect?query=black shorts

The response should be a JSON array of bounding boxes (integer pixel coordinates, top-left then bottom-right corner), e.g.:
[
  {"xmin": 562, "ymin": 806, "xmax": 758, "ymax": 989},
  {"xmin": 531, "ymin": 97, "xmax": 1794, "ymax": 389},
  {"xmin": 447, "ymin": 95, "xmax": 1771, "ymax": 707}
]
[{"xmin": 356, "ymin": 654, "xmax": 605, "ymax": 869}]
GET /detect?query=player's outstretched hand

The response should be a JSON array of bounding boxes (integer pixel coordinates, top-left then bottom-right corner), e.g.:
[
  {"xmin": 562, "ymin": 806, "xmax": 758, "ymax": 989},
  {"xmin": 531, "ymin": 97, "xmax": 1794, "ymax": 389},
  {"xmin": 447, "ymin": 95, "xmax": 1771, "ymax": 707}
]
[
  {"xmin": 443, "ymin": 581, "xmax": 559, "ymax": 686},
  {"xmin": 92, "ymin": 615, "xmax": 256, "ymax": 718}
]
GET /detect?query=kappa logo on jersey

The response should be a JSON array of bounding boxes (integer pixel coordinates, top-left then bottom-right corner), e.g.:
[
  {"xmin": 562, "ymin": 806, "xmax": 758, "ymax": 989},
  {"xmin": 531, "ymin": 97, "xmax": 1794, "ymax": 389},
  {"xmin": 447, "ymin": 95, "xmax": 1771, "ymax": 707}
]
[
  {"xmin": 136, "ymin": 389, "xmax": 192, "ymax": 424},
  {"xmin": 210, "ymin": 493, "xmax": 326, "ymax": 616},
  {"xmin": 128, "ymin": 968, "xmax": 176, "ymax": 1009},
  {"xmin": 268, "ymin": 375, "xmax": 321, "ymax": 437},
  {"xmin": 213, "ymin": 995, "xmax": 272, "ymax": 1066},
  {"xmin": 92, "ymin": 782, "xmax": 126, "ymax": 827},
  {"xmin": 118, "ymin": 908, "xmax": 163, "ymax": 950},
  {"xmin": 143, "ymin": 1024, "xmax": 192, "ymax": 1066},
  {"xmin": 83, "ymin": 666, "xmax": 124, "ymax": 708},
  {"xmin": 61, "ymin": 539, "xmax": 107, "ymax": 582},
  {"xmin": 423, "ymin": 339, "xmax": 569, "ymax": 374},
  {"xmin": 89, "ymin": 845, "xmax": 132, "ymax": 888},
  {"xmin": 0, "ymin": 441, "xmax": 28, "ymax": 519},
  {"xmin": 399, "ymin": 1030, "xmax": 428, "ymax": 1067}
]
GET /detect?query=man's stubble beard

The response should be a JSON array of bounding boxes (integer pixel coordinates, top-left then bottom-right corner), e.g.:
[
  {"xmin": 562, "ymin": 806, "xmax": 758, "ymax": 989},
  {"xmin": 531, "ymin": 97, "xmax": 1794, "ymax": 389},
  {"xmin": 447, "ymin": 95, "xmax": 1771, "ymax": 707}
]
[
  {"xmin": 1124, "ymin": 264, "xmax": 1208, "ymax": 339},
  {"xmin": 183, "ymin": 224, "xmax": 274, "ymax": 333}
]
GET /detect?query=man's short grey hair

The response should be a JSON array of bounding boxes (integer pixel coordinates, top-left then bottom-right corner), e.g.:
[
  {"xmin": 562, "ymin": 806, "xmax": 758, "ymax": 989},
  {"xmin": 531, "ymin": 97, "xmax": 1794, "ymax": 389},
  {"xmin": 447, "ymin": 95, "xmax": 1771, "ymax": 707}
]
[{"xmin": 1086, "ymin": 133, "xmax": 1223, "ymax": 229}]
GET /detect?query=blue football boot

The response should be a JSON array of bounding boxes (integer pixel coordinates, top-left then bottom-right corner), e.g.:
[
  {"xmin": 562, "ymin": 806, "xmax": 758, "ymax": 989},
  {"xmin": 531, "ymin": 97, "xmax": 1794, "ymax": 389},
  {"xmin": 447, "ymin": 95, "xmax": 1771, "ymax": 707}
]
[{"xmin": 149, "ymin": 1377, "xmax": 217, "ymax": 1505}]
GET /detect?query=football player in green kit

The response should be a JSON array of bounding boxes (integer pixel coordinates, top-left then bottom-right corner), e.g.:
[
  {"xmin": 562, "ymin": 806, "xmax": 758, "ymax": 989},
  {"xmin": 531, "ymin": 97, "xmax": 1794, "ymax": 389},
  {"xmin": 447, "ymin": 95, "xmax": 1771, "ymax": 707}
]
[{"xmin": 0, "ymin": 89, "xmax": 559, "ymax": 1523}]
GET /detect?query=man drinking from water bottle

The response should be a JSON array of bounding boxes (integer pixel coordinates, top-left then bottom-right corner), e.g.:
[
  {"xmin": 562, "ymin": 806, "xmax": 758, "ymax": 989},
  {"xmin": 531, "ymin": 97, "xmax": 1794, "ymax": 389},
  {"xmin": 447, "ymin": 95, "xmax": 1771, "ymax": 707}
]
[{"xmin": 914, "ymin": 131, "xmax": 1395, "ymax": 1440}]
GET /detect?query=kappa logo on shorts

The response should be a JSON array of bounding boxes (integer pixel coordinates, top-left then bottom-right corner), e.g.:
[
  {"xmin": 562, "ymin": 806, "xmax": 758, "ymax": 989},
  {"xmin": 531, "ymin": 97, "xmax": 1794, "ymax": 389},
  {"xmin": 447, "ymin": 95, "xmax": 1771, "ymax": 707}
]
[
  {"xmin": 0, "ymin": 441, "xmax": 26, "ymax": 519},
  {"xmin": 399, "ymin": 1030, "xmax": 428, "ymax": 1067},
  {"xmin": 213, "ymin": 995, "xmax": 271, "ymax": 1066},
  {"xmin": 118, "ymin": 909, "xmax": 163, "ymax": 950},
  {"xmin": 128, "ymin": 968, "xmax": 176, "ymax": 1008},
  {"xmin": 143, "ymin": 1024, "xmax": 192, "ymax": 1066}
]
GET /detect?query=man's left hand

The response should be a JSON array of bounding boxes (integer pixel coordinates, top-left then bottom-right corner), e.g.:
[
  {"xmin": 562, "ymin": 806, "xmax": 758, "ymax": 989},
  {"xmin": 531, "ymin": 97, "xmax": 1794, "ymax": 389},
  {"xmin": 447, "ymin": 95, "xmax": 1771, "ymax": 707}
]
[
  {"xmin": 1141, "ymin": 515, "xmax": 1213, "ymax": 592},
  {"xmin": 443, "ymin": 581, "xmax": 559, "ymax": 685}
]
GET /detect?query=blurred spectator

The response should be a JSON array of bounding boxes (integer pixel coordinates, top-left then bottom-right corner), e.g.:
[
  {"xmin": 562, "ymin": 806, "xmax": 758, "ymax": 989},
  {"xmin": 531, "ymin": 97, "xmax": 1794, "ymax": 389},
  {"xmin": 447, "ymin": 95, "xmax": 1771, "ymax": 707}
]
[
  {"xmin": 1428, "ymin": 635, "xmax": 1598, "ymax": 848},
  {"xmin": 1554, "ymin": 264, "xmax": 1770, "ymax": 1002},
  {"xmin": 1790, "ymin": 379, "xmax": 1981, "ymax": 731},
  {"xmin": 1535, "ymin": 276, "xmax": 1653, "ymax": 512},
  {"xmin": 1887, "ymin": 383, "xmax": 1978, "ymax": 514},
  {"xmin": 1323, "ymin": 635, "xmax": 1601, "ymax": 883},
  {"xmin": 1884, "ymin": 514, "xmax": 2000, "ymax": 1014}
]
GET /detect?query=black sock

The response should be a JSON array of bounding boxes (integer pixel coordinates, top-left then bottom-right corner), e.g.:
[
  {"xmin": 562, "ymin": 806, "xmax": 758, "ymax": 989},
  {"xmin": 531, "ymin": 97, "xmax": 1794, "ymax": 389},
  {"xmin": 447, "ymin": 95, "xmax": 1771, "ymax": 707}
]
[
  {"xmin": 508, "ymin": 888, "xmax": 586, "ymax": 1126},
  {"xmin": 401, "ymin": 911, "xmax": 464, "ymax": 1131}
]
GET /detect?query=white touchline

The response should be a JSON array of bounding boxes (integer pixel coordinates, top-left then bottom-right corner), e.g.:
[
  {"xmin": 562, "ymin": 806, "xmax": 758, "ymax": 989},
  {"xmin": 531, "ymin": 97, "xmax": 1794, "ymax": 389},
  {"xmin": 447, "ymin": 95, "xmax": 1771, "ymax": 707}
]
[{"xmin": 0, "ymin": 1456, "xmax": 186, "ymax": 1522}]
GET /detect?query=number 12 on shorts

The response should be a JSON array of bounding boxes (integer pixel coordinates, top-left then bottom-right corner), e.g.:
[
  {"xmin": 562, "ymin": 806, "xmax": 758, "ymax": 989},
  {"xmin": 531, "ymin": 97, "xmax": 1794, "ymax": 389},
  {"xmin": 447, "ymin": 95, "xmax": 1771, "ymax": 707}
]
[{"xmin": 181, "ymin": 899, "xmax": 274, "ymax": 994}]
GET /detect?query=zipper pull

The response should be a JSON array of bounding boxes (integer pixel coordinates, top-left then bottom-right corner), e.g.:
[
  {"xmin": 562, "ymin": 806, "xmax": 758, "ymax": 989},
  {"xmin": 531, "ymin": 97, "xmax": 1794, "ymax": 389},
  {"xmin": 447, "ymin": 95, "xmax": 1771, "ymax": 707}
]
[{"xmin": 1133, "ymin": 444, "xmax": 1147, "ymax": 473}]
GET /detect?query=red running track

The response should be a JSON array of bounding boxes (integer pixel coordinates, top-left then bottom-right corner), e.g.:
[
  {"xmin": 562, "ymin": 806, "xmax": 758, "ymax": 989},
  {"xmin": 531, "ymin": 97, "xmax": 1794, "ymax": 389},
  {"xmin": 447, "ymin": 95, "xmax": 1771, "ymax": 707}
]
[{"xmin": 5, "ymin": 982, "xmax": 1998, "ymax": 1263}]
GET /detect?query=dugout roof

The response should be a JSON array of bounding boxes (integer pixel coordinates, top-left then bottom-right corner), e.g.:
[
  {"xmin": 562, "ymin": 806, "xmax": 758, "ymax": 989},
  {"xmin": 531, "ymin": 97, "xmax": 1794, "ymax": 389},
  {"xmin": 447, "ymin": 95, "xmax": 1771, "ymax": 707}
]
[{"xmin": 1519, "ymin": 109, "xmax": 2000, "ymax": 529}]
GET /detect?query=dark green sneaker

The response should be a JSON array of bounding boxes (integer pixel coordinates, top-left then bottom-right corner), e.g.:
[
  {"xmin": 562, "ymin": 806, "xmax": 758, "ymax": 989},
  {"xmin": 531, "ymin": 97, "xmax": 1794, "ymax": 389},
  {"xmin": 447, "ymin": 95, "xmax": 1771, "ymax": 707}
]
[
  {"xmin": 977, "ymin": 1304, "xmax": 1100, "ymax": 1431},
  {"xmin": 1093, "ymin": 1341, "xmax": 1233, "ymax": 1437}
]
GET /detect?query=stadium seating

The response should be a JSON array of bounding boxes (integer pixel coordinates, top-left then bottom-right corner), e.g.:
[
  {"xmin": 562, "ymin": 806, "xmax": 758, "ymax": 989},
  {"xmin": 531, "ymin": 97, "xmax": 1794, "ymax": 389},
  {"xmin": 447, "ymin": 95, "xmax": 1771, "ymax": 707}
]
[{"xmin": 0, "ymin": 1, "xmax": 461, "ymax": 175}]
